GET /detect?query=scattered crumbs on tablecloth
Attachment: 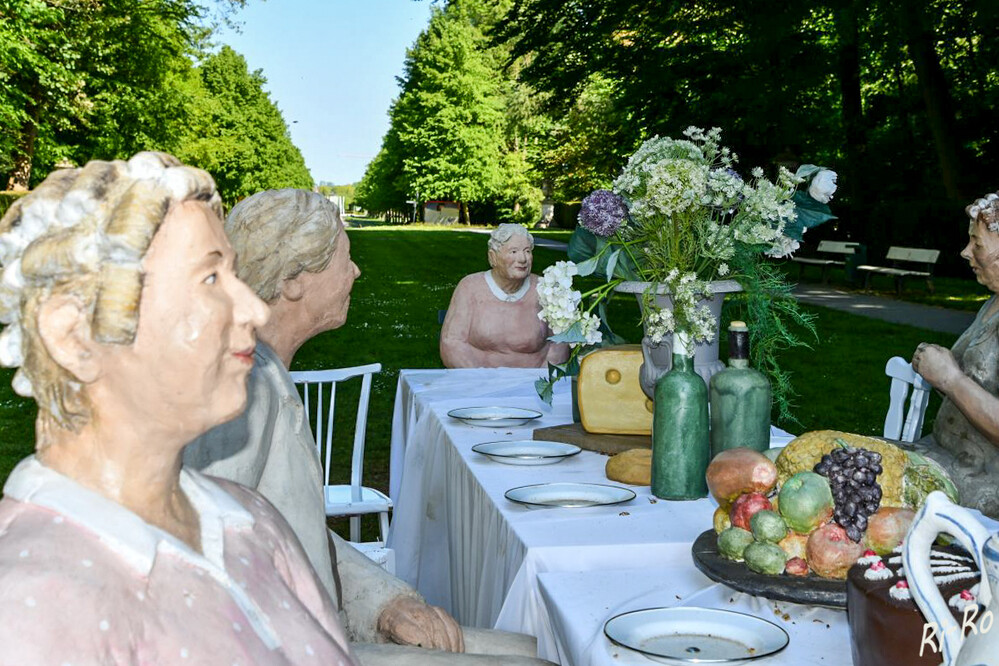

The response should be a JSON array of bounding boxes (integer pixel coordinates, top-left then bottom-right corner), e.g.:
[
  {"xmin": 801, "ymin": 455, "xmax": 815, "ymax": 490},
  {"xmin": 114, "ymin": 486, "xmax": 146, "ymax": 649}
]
[
  {"xmin": 782, "ymin": 613, "xmax": 790, "ymax": 621},
  {"xmin": 813, "ymin": 619, "xmax": 824, "ymax": 623},
  {"xmin": 619, "ymin": 511, "xmax": 630, "ymax": 516},
  {"xmin": 648, "ymin": 498, "xmax": 657, "ymax": 504},
  {"xmin": 826, "ymin": 624, "xmax": 830, "ymax": 628},
  {"xmin": 675, "ymin": 595, "xmax": 681, "ymax": 600},
  {"xmin": 729, "ymin": 597, "xmax": 734, "ymax": 603}
]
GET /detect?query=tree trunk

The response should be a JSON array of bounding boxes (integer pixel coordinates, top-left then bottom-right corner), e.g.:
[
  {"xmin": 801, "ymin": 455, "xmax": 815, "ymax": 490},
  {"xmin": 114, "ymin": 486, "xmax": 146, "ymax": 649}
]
[
  {"xmin": 460, "ymin": 201, "xmax": 470, "ymax": 225},
  {"xmin": 7, "ymin": 86, "xmax": 41, "ymax": 191},
  {"xmin": 895, "ymin": 0, "xmax": 964, "ymax": 202},
  {"xmin": 833, "ymin": 0, "xmax": 865, "ymax": 228}
]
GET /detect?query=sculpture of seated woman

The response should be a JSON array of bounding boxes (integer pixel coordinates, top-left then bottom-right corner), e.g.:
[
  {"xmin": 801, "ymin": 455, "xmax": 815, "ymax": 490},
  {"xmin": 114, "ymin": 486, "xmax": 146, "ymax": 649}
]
[
  {"xmin": 0, "ymin": 153, "xmax": 356, "ymax": 664},
  {"xmin": 440, "ymin": 224, "xmax": 568, "ymax": 368},
  {"xmin": 912, "ymin": 191, "xmax": 999, "ymax": 518}
]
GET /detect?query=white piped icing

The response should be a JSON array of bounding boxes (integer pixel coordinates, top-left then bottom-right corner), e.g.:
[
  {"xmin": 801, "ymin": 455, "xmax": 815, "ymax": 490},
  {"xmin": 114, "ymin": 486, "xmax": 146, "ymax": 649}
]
[
  {"xmin": 889, "ymin": 583, "xmax": 911, "ymax": 601},
  {"xmin": 857, "ymin": 553, "xmax": 882, "ymax": 566},
  {"xmin": 933, "ymin": 571, "xmax": 980, "ymax": 587},
  {"xmin": 948, "ymin": 584, "xmax": 981, "ymax": 614},
  {"xmin": 864, "ymin": 564, "xmax": 894, "ymax": 581}
]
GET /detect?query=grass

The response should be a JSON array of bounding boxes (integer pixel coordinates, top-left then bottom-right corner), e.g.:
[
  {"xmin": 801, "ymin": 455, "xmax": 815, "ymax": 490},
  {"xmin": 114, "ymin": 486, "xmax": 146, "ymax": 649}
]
[{"xmin": 0, "ymin": 224, "xmax": 967, "ymax": 538}]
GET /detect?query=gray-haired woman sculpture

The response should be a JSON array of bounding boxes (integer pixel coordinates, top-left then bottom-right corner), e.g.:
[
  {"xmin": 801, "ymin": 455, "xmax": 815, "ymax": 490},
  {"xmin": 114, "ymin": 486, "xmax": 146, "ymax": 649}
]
[
  {"xmin": 912, "ymin": 191, "xmax": 999, "ymax": 518},
  {"xmin": 440, "ymin": 223, "xmax": 568, "ymax": 368}
]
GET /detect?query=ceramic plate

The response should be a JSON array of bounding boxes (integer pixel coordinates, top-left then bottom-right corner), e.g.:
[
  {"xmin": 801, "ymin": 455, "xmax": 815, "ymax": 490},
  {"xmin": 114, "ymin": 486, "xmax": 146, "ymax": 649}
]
[
  {"xmin": 604, "ymin": 607, "xmax": 789, "ymax": 665},
  {"xmin": 472, "ymin": 440, "xmax": 581, "ymax": 465},
  {"xmin": 504, "ymin": 482, "xmax": 636, "ymax": 508},
  {"xmin": 447, "ymin": 406, "xmax": 543, "ymax": 428}
]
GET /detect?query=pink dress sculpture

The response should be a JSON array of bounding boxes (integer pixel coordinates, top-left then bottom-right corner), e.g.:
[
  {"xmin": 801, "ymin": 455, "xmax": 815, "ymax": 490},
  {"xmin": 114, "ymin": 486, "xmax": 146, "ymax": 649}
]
[
  {"xmin": 0, "ymin": 153, "xmax": 357, "ymax": 665},
  {"xmin": 441, "ymin": 224, "xmax": 568, "ymax": 368}
]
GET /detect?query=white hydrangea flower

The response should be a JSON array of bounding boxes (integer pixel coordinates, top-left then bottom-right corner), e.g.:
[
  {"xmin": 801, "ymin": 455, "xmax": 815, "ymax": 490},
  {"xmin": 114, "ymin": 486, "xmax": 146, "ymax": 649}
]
[{"xmin": 538, "ymin": 261, "xmax": 584, "ymax": 334}]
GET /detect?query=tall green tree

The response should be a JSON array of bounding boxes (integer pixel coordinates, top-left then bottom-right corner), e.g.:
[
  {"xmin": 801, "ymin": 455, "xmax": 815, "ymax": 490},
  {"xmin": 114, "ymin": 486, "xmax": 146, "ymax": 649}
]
[
  {"xmin": 0, "ymin": 0, "xmax": 241, "ymax": 189},
  {"xmin": 171, "ymin": 46, "xmax": 313, "ymax": 204},
  {"xmin": 359, "ymin": 0, "xmax": 542, "ymax": 224}
]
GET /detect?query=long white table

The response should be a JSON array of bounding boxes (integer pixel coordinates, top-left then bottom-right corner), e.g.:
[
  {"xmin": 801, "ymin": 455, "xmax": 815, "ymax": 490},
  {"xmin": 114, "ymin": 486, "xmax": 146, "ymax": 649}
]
[
  {"xmin": 538, "ymin": 568, "xmax": 848, "ymax": 666},
  {"xmin": 388, "ymin": 368, "xmax": 809, "ymax": 663}
]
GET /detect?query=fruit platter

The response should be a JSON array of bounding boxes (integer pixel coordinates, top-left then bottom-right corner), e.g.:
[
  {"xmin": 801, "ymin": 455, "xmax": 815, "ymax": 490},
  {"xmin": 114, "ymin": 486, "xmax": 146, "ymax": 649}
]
[{"xmin": 691, "ymin": 430, "xmax": 959, "ymax": 607}]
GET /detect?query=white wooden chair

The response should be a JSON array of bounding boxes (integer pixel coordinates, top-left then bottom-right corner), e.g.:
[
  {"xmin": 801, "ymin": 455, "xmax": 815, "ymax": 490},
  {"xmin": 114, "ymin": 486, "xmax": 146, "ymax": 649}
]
[
  {"xmin": 883, "ymin": 356, "xmax": 932, "ymax": 442},
  {"xmin": 290, "ymin": 363, "xmax": 392, "ymax": 547}
]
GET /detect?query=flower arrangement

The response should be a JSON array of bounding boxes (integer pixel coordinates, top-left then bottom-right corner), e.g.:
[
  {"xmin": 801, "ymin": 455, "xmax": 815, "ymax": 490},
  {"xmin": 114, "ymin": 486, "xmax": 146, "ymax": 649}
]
[{"xmin": 536, "ymin": 127, "xmax": 838, "ymax": 421}]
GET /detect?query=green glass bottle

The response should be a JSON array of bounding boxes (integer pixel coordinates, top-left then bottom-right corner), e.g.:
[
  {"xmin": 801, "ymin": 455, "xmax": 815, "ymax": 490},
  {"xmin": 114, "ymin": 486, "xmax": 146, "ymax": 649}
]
[
  {"xmin": 709, "ymin": 321, "xmax": 772, "ymax": 458},
  {"xmin": 651, "ymin": 332, "xmax": 709, "ymax": 499}
]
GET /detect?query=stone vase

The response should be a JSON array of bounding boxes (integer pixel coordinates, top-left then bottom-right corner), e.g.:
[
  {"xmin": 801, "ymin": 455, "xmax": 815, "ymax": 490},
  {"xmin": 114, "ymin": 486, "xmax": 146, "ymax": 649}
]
[{"xmin": 614, "ymin": 280, "xmax": 743, "ymax": 399}]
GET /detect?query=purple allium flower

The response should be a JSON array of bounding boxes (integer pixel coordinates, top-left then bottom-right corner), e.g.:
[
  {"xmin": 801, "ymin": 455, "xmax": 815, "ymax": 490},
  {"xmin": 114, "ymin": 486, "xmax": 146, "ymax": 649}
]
[{"xmin": 579, "ymin": 189, "xmax": 628, "ymax": 237}]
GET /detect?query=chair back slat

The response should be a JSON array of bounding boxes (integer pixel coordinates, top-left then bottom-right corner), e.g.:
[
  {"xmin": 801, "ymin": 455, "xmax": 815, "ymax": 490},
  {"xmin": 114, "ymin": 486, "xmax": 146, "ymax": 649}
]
[
  {"xmin": 883, "ymin": 356, "xmax": 931, "ymax": 442},
  {"xmin": 290, "ymin": 363, "xmax": 383, "ymax": 493}
]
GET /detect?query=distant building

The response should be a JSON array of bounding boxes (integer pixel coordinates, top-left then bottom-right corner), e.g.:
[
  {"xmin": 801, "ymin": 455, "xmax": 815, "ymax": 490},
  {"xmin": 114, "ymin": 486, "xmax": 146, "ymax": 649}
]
[{"xmin": 423, "ymin": 200, "xmax": 459, "ymax": 225}]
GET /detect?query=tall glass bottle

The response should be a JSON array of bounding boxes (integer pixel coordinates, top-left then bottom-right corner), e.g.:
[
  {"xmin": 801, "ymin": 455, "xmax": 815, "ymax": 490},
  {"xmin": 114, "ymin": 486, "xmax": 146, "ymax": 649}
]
[
  {"xmin": 709, "ymin": 321, "xmax": 772, "ymax": 458},
  {"xmin": 651, "ymin": 332, "xmax": 709, "ymax": 499}
]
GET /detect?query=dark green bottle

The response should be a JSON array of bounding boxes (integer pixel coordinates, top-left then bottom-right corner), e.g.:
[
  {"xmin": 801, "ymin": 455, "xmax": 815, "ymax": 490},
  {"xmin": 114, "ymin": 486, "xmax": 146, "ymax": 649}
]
[
  {"xmin": 651, "ymin": 332, "xmax": 709, "ymax": 499},
  {"xmin": 709, "ymin": 321, "xmax": 772, "ymax": 458}
]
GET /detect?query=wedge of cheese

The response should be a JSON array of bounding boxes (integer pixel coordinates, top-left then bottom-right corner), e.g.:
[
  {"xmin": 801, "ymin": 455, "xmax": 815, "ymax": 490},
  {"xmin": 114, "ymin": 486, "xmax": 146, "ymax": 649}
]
[{"xmin": 578, "ymin": 345, "xmax": 653, "ymax": 435}]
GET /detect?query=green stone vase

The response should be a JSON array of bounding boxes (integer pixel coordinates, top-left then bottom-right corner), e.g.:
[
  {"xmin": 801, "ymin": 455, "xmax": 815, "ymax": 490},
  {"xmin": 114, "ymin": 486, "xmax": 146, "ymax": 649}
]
[
  {"xmin": 651, "ymin": 332, "xmax": 710, "ymax": 499},
  {"xmin": 709, "ymin": 321, "xmax": 772, "ymax": 458}
]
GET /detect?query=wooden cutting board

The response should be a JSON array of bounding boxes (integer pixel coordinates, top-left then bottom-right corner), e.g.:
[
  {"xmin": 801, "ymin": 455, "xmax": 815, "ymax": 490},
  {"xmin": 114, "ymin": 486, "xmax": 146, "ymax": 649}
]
[{"xmin": 533, "ymin": 423, "xmax": 651, "ymax": 455}]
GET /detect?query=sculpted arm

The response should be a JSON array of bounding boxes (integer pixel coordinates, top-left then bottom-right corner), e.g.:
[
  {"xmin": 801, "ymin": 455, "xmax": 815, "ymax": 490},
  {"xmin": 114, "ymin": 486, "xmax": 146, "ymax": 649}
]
[
  {"xmin": 440, "ymin": 279, "xmax": 485, "ymax": 368},
  {"xmin": 333, "ymin": 531, "xmax": 462, "ymax": 652},
  {"xmin": 913, "ymin": 342, "xmax": 999, "ymax": 447}
]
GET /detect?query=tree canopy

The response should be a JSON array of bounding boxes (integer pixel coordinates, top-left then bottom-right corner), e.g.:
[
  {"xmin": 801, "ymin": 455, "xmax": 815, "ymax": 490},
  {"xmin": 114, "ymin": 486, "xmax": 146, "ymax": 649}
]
[{"xmin": 0, "ymin": 0, "xmax": 312, "ymax": 203}]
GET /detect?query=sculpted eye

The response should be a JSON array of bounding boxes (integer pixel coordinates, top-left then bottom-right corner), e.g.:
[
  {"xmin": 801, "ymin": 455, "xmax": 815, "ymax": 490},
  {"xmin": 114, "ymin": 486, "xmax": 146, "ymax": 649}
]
[{"xmin": 204, "ymin": 273, "xmax": 218, "ymax": 285}]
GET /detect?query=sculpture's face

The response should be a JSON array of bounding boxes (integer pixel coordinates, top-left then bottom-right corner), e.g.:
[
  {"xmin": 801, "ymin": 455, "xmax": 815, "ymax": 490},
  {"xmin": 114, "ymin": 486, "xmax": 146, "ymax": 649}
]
[
  {"xmin": 961, "ymin": 218, "xmax": 999, "ymax": 292},
  {"xmin": 295, "ymin": 220, "xmax": 360, "ymax": 333},
  {"xmin": 488, "ymin": 234, "xmax": 533, "ymax": 283},
  {"xmin": 99, "ymin": 200, "xmax": 269, "ymax": 435}
]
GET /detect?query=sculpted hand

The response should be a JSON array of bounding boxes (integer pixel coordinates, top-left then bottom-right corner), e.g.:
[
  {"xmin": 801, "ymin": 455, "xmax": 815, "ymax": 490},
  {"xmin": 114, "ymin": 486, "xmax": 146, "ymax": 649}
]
[
  {"xmin": 377, "ymin": 596, "xmax": 465, "ymax": 653},
  {"xmin": 912, "ymin": 342, "xmax": 963, "ymax": 392}
]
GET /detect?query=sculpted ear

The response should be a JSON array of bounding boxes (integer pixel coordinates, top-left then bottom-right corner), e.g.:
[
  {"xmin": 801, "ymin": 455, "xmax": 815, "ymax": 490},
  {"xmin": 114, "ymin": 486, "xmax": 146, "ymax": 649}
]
[
  {"xmin": 280, "ymin": 275, "xmax": 305, "ymax": 303},
  {"xmin": 487, "ymin": 249, "xmax": 498, "ymax": 268},
  {"xmin": 37, "ymin": 294, "xmax": 102, "ymax": 383}
]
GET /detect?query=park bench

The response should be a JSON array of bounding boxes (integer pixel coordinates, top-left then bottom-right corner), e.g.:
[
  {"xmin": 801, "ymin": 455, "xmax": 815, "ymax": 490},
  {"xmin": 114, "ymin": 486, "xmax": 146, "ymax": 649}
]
[
  {"xmin": 857, "ymin": 246, "xmax": 940, "ymax": 295},
  {"xmin": 790, "ymin": 240, "xmax": 861, "ymax": 283}
]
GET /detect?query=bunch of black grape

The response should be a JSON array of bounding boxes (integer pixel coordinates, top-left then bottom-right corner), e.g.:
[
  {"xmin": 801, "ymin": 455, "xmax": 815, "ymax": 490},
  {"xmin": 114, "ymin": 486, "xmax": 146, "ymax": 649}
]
[{"xmin": 813, "ymin": 446, "xmax": 883, "ymax": 542}]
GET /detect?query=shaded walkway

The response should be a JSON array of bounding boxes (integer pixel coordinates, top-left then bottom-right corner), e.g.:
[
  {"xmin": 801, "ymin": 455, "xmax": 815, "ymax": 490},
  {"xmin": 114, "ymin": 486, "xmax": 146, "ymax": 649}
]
[{"xmin": 792, "ymin": 284, "xmax": 974, "ymax": 335}]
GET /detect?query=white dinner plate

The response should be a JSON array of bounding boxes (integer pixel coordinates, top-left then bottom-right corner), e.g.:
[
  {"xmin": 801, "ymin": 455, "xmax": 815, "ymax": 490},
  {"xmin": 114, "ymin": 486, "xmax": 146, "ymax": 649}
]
[
  {"xmin": 504, "ymin": 482, "xmax": 636, "ymax": 508},
  {"xmin": 447, "ymin": 406, "xmax": 543, "ymax": 428},
  {"xmin": 472, "ymin": 440, "xmax": 581, "ymax": 465},
  {"xmin": 603, "ymin": 607, "xmax": 789, "ymax": 665}
]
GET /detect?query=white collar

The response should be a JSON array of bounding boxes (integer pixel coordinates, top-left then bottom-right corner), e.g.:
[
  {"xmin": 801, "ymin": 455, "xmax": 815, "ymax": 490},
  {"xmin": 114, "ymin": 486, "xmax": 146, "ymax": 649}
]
[
  {"xmin": 484, "ymin": 270, "xmax": 531, "ymax": 303},
  {"xmin": 3, "ymin": 456, "xmax": 254, "ymax": 576}
]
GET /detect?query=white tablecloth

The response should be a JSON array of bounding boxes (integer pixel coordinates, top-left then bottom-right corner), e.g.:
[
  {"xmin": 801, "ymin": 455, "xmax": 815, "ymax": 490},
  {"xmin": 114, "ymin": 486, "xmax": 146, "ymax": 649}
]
[
  {"xmin": 387, "ymin": 368, "xmax": 800, "ymax": 662},
  {"xmin": 538, "ymin": 567, "xmax": 849, "ymax": 666}
]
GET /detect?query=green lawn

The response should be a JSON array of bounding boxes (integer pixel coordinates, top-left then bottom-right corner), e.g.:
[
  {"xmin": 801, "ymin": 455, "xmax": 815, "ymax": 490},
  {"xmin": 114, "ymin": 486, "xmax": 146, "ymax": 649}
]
[{"xmin": 0, "ymin": 225, "xmax": 963, "ymax": 537}]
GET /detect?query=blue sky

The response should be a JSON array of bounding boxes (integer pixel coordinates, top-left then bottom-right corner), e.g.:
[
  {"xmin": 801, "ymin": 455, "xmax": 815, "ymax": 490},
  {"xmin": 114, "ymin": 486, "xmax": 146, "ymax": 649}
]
[{"xmin": 216, "ymin": 0, "xmax": 433, "ymax": 185}]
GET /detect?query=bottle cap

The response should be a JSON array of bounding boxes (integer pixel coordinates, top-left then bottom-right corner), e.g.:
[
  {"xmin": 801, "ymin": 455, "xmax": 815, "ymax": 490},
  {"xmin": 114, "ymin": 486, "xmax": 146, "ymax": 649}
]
[
  {"xmin": 729, "ymin": 320, "xmax": 748, "ymax": 332},
  {"xmin": 728, "ymin": 322, "xmax": 749, "ymax": 360}
]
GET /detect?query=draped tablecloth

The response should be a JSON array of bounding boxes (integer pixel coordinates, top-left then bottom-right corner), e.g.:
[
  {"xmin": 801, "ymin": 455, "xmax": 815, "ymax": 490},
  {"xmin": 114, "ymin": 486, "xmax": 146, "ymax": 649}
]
[
  {"xmin": 388, "ymin": 368, "xmax": 803, "ymax": 660},
  {"xmin": 538, "ymin": 567, "xmax": 849, "ymax": 666}
]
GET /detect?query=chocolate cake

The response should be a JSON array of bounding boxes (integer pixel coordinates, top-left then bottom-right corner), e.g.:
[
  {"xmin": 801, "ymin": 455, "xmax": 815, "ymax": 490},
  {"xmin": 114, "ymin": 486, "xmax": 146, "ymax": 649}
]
[{"xmin": 847, "ymin": 546, "xmax": 982, "ymax": 666}]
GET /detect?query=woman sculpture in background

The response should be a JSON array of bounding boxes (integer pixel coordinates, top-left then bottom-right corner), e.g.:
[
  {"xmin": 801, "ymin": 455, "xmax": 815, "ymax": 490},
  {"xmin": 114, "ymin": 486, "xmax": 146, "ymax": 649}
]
[
  {"xmin": 440, "ymin": 224, "xmax": 568, "ymax": 368},
  {"xmin": 0, "ymin": 153, "xmax": 357, "ymax": 664},
  {"xmin": 912, "ymin": 191, "xmax": 999, "ymax": 518}
]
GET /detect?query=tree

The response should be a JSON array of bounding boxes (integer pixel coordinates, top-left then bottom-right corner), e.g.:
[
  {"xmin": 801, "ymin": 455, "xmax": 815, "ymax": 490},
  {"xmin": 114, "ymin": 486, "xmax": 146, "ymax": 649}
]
[
  {"xmin": 495, "ymin": 0, "xmax": 999, "ymax": 271},
  {"xmin": 0, "ymin": 0, "xmax": 244, "ymax": 189},
  {"xmin": 359, "ymin": 0, "xmax": 542, "ymax": 224},
  {"xmin": 170, "ymin": 47, "xmax": 313, "ymax": 204}
]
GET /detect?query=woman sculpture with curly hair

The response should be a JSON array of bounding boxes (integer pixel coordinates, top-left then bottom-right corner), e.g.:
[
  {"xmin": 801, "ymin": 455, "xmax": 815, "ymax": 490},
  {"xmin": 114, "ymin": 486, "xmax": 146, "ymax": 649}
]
[
  {"xmin": 913, "ymin": 191, "xmax": 999, "ymax": 518},
  {"xmin": 0, "ymin": 153, "xmax": 357, "ymax": 665}
]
